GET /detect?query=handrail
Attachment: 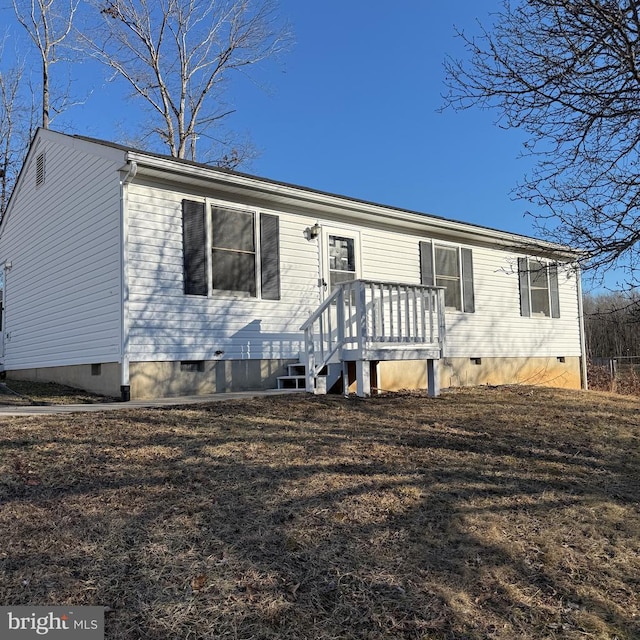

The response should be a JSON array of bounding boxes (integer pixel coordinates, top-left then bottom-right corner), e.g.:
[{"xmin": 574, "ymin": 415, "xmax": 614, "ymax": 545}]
[
  {"xmin": 301, "ymin": 280, "xmax": 446, "ymax": 393},
  {"xmin": 300, "ymin": 286, "xmax": 341, "ymax": 331},
  {"xmin": 301, "ymin": 285, "xmax": 345, "ymax": 392}
]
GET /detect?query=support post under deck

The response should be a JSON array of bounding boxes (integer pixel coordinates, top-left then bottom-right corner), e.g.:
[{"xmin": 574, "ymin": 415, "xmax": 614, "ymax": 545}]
[
  {"xmin": 356, "ymin": 360, "xmax": 371, "ymax": 397},
  {"xmin": 427, "ymin": 359, "xmax": 440, "ymax": 397}
]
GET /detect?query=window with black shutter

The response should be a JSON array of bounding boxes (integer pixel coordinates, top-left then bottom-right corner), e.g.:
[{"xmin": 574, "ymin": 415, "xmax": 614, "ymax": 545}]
[
  {"xmin": 182, "ymin": 200, "xmax": 280, "ymax": 300},
  {"xmin": 518, "ymin": 258, "xmax": 561, "ymax": 318}
]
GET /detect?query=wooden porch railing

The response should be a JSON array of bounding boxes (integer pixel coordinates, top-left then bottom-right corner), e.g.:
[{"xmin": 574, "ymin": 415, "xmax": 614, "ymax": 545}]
[{"xmin": 300, "ymin": 280, "xmax": 446, "ymax": 395}]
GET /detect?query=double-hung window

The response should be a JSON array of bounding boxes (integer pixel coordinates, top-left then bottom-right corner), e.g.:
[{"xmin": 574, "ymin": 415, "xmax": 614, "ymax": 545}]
[
  {"xmin": 182, "ymin": 200, "xmax": 280, "ymax": 300},
  {"xmin": 518, "ymin": 257, "xmax": 560, "ymax": 318},
  {"xmin": 211, "ymin": 207, "xmax": 256, "ymax": 296},
  {"xmin": 419, "ymin": 240, "xmax": 475, "ymax": 312}
]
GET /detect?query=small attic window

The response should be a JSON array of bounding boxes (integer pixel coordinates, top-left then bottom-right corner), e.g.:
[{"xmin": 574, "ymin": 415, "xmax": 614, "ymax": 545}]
[{"xmin": 35, "ymin": 152, "xmax": 45, "ymax": 187}]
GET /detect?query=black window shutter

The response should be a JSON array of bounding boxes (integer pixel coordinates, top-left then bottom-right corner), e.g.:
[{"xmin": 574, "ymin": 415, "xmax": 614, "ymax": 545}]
[
  {"xmin": 518, "ymin": 257, "xmax": 531, "ymax": 317},
  {"xmin": 260, "ymin": 213, "xmax": 280, "ymax": 300},
  {"xmin": 461, "ymin": 248, "xmax": 475, "ymax": 313},
  {"xmin": 182, "ymin": 200, "xmax": 207, "ymax": 296},
  {"xmin": 419, "ymin": 241, "xmax": 434, "ymax": 285},
  {"xmin": 549, "ymin": 263, "xmax": 561, "ymax": 318}
]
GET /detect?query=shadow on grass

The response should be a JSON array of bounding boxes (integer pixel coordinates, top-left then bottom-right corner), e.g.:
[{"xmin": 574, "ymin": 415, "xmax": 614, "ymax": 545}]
[{"xmin": 0, "ymin": 388, "xmax": 638, "ymax": 639}]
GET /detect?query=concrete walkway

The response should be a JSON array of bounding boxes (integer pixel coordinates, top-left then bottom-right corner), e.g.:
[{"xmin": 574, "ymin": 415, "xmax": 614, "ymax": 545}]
[{"xmin": 0, "ymin": 389, "xmax": 301, "ymax": 416}]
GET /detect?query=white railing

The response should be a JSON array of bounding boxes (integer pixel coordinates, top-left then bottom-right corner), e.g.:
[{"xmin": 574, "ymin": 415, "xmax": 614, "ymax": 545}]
[{"xmin": 301, "ymin": 280, "xmax": 446, "ymax": 392}]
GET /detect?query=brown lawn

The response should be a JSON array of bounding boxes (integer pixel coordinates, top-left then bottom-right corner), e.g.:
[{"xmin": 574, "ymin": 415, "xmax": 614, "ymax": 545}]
[{"xmin": 0, "ymin": 386, "xmax": 638, "ymax": 639}]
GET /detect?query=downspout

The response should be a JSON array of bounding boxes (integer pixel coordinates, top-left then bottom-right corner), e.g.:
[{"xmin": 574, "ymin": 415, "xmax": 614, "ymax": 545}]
[
  {"xmin": 119, "ymin": 160, "xmax": 137, "ymax": 401},
  {"xmin": 575, "ymin": 263, "xmax": 588, "ymax": 390}
]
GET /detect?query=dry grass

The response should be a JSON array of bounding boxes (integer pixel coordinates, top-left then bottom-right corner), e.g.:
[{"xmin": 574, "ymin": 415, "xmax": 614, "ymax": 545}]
[
  {"xmin": 588, "ymin": 362, "xmax": 640, "ymax": 397},
  {"xmin": 0, "ymin": 386, "xmax": 638, "ymax": 639}
]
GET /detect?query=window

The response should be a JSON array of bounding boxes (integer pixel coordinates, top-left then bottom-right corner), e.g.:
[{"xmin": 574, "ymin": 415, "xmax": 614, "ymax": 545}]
[
  {"xmin": 518, "ymin": 258, "xmax": 560, "ymax": 318},
  {"xmin": 435, "ymin": 245, "xmax": 461, "ymax": 310},
  {"xmin": 182, "ymin": 200, "xmax": 280, "ymax": 300},
  {"xmin": 211, "ymin": 207, "xmax": 256, "ymax": 296},
  {"xmin": 419, "ymin": 241, "xmax": 475, "ymax": 312},
  {"xmin": 328, "ymin": 235, "xmax": 356, "ymax": 289}
]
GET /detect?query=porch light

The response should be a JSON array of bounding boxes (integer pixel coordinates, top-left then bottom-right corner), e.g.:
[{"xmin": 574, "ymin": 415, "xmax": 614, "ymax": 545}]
[{"xmin": 306, "ymin": 222, "xmax": 321, "ymax": 240}]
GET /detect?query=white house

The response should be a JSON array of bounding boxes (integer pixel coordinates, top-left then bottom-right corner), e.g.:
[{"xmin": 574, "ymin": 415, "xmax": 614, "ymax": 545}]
[{"xmin": 0, "ymin": 129, "xmax": 587, "ymax": 400}]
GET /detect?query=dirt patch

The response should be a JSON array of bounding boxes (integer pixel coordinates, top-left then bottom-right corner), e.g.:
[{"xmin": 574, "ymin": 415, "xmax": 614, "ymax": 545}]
[
  {"xmin": 0, "ymin": 379, "xmax": 117, "ymax": 406},
  {"xmin": 0, "ymin": 386, "xmax": 638, "ymax": 639}
]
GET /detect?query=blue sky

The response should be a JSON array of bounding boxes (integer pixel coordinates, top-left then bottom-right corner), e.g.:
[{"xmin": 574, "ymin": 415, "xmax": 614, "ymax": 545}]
[
  {"xmin": 238, "ymin": 1, "xmax": 537, "ymax": 234},
  {"xmin": 2, "ymin": 1, "xmax": 542, "ymax": 238}
]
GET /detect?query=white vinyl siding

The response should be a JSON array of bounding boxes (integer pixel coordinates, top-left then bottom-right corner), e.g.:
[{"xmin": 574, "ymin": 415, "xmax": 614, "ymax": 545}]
[
  {"xmin": 0, "ymin": 131, "xmax": 124, "ymax": 370},
  {"xmin": 442, "ymin": 248, "xmax": 578, "ymax": 357},
  {"xmin": 126, "ymin": 181, "xmax": 319, "ymax": 362},
  {"xmin": 124, "ymin": 175, "xmax": 580, "ymax": 366},
  {"xmin": 358, "ymin": 226, "xmax": 580, "ymax": 358}
]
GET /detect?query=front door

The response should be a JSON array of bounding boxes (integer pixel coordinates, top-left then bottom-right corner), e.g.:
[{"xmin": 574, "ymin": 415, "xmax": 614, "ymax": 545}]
[{"xmin": 319, "ymin": 226, "xmax": 362, "ymax": 355}]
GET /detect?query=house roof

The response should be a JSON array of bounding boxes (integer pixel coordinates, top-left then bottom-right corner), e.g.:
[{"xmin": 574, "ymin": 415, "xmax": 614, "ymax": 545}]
[{"xmin": 5, "ymin": 129, "xmax": 580, "ymax": 260}]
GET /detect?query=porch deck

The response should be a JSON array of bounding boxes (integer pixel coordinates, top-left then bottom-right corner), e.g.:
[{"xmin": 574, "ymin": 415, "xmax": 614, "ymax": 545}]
[{"xmin": 299, "ymin": 280, "xmax": 446, "ymax": 396}]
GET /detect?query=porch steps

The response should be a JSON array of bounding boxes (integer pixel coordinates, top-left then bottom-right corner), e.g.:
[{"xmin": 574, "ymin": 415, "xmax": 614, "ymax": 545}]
[
  {"xmin": 276, "ymin": 363, "xmax": 307, "ymax": 391},
  {"xmin": 276, "ymin": 362, "xmax": 342, "ymax": 394}
]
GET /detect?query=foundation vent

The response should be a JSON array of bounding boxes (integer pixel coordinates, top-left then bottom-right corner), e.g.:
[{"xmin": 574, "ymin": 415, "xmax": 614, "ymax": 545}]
[{"xmin": 181, "ymin": 360, "xmax": 205, "ymax": 373}]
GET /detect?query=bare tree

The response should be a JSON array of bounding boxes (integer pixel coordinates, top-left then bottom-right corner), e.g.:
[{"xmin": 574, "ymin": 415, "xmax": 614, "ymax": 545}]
[
  {"xmin": 0, "ymin": 54, "xmax": 37, "ymax": 216},
  {"xmin": 443, "ymin": 1, "xmax": 640, "ymax": 289},
  {"xmin": 83, "ymin": 0, "xmax": 291, "ymax": 163},
  {"xmin": 584, "ymin": 290, "xmax": 640, "ymax": 357},
  {"xmin": 13, "ymin": 0, "xmax": 80, "ymax": 128}
]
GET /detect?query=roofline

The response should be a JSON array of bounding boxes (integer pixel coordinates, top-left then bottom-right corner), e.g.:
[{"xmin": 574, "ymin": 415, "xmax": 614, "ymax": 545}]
[
  {"xmin": 122, "ymin": 144, "xmax": 577, "ymax": 258},
  {"xmin": 5, "ymin": 130, "xmax": 580, "ymax": 259},
  {"xmin": 0, "ymin": 129, "xmax": 43, "ymax": 235}
]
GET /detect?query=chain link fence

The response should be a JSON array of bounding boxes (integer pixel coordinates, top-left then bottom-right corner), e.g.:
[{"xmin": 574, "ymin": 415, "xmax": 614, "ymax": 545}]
[{"xmin": 589, "ymin": 356, "xmax": 640, "ymax": 395}]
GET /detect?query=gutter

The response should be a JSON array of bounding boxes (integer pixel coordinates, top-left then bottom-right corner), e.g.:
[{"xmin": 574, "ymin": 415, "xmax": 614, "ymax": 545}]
[{"xmin": 119, "ymin": 160, "xmax": 137, "ymax": 401}]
